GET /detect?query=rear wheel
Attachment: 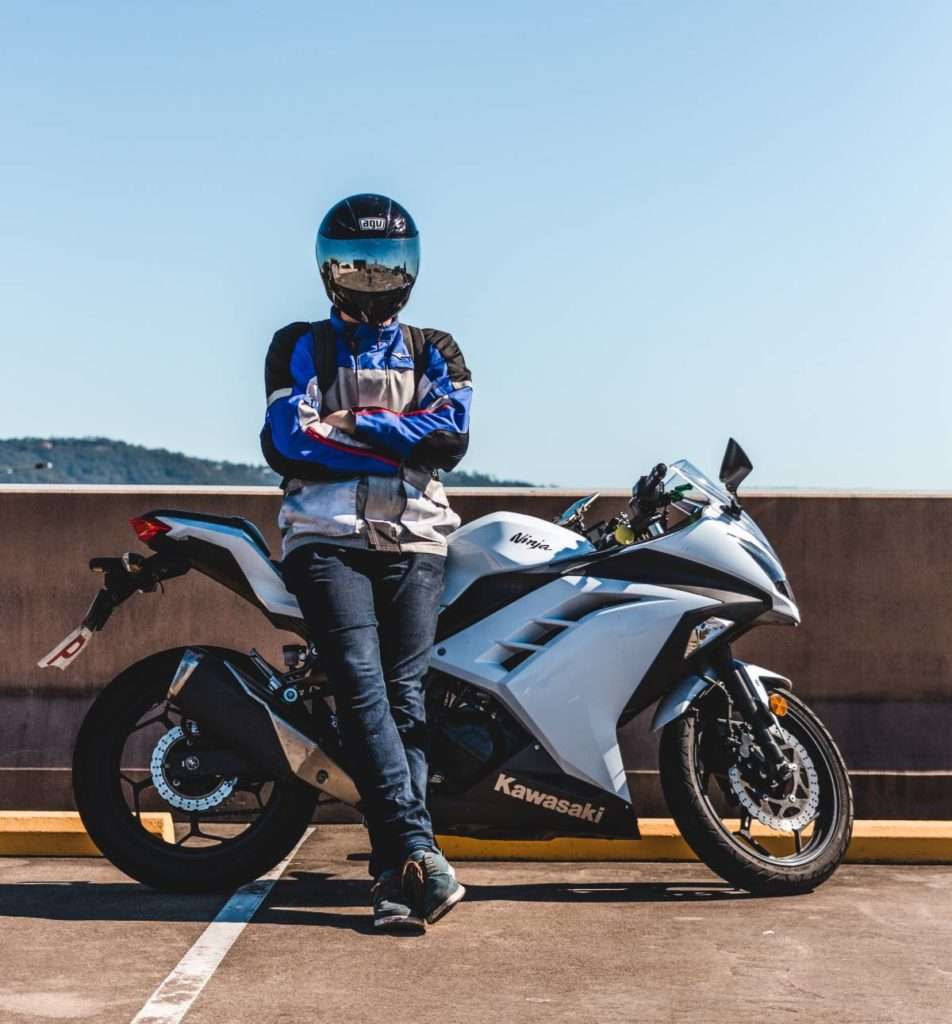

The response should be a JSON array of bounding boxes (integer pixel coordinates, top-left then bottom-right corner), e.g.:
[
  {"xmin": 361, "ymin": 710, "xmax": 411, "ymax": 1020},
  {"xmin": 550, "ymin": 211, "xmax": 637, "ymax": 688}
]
[
  {"xmin": 73, "ymin": 648, "xmax": 319, "ymax": 892},
  {"xmin": 659, "ymin": 687, "xmax": 853, "ymax": 895}
]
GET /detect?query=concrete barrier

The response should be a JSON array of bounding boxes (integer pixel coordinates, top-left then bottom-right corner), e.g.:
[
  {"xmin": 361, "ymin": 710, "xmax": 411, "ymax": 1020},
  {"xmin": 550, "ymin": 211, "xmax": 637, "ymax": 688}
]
[{"xmin": 2, "ymin": 485, "xmax": 950, "ymax": 819}]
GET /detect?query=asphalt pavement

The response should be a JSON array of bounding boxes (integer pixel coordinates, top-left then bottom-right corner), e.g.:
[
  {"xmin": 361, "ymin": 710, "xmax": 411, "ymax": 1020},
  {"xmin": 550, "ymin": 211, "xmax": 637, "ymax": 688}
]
[{"xmin": 1, "ymin": 825, "xmax": 950, "ymax": 1024}]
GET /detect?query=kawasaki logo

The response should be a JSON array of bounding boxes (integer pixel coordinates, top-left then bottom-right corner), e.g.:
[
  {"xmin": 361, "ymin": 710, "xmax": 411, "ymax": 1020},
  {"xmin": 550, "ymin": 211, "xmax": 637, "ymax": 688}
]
[
  {"xmin": 494, "ymin": 773, "xmax": 605, "ymax": 823},
  {"xmin": 509, "ymin": 531, "xmax": 553, "ymax": 552}
]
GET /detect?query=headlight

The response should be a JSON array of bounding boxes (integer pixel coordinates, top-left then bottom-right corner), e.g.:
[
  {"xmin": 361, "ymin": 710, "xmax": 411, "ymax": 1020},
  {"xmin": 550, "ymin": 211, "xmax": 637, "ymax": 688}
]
[{"xmin": 684, "ymin": 617, "xmax": 733, "ymax": 658}]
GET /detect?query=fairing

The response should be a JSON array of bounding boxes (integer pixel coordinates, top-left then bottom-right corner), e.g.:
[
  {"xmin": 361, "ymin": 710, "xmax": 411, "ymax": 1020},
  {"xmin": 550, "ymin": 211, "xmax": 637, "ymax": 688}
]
[
  {"xmin": 431, "ymin": 575, "xmax": 720, "ymax": 801},
  {"xmin": 441, "ymin": 512, "xmax": 594, "ymax": 607},
  {"xmin": 150, "ymin": 513, "xmax": 302, "ymax": 624}
]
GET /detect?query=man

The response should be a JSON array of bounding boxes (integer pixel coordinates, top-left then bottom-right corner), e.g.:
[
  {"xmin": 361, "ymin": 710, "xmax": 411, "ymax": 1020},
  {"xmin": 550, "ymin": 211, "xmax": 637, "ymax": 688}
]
[{"xmin": 260, "ymin": 194, "xmax": 472, "ymax": 931}]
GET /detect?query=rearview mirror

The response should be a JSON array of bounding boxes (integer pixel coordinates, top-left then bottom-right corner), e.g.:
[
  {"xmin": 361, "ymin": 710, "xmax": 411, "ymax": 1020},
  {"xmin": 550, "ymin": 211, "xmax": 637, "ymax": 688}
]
[
  {"xmin": 554, "ymin": 493, "xmax": 599, "ymax": 529},
  {"xmin": 719, "ymin": 438, "xmax": 753, "ymax": 495}
]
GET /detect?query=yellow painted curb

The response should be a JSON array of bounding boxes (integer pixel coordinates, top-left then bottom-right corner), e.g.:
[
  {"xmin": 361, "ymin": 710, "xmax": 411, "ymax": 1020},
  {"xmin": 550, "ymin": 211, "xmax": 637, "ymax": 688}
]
[
  {"xmin": 0, "ymin": 811, "xmax": 175, "ymax": 856},
  {"xmin": 1, "ymin": 814, "xmax": 950, "ymax": 863},
  {"xmin": 438, "ymin": 818, "xmax": 952, "ymax": 864}
]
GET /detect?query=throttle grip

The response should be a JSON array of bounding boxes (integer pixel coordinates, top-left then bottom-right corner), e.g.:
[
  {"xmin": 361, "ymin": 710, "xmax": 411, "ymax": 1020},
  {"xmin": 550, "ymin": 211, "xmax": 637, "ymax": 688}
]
[
  {"xmin": 633, "ymin": 463, "xmax": 668, "ymax": 511},
  {"xmin": 645, "ymin": 462, "xmax": 667, "ymax": 492}
]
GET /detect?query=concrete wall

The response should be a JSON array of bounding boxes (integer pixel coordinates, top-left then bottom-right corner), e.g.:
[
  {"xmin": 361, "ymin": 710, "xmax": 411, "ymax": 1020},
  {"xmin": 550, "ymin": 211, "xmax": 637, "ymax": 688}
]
[{"xmin": 2, "ymin": 485, "xmax": 950, "ymax": 819}]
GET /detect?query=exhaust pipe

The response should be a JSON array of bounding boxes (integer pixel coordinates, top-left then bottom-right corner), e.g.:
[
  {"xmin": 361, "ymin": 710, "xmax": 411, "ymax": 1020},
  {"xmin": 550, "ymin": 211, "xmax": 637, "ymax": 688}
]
[{"xmin": 168, "ymin": 648, "xmax": 360, "ymax": 806}]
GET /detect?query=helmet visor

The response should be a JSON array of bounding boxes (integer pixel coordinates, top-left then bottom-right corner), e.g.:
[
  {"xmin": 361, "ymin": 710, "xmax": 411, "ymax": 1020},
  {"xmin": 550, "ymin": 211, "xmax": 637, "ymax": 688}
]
[{"xmin": 316, "ymin": 236, "xmax": 419, "ymax": 295}]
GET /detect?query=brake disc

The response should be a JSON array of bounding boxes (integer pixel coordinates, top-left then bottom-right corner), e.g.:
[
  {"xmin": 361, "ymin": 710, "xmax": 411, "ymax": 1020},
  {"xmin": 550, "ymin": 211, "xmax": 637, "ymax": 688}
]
[
  {"xmin": 149, "ymin": 725, "xmax": 237, "ymax": 812},
  {"xmin": 728, "ymin": 726, "xmax": 820, "ymax": 832}
]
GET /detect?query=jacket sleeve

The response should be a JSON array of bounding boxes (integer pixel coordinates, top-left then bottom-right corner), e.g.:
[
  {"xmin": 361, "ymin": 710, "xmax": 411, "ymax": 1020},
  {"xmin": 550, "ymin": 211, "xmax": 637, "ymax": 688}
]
[
  {"xmin": 260, "ymin": 323, "xmax": 402, "ymax": 479},
  {"xmin": 352, "ymin": 330, "xmax": 473, "ymax": 471}
]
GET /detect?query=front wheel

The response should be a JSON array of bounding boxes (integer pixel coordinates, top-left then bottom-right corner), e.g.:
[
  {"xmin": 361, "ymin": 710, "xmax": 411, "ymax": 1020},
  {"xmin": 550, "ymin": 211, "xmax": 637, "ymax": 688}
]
[{"xmin": 659, "ymin": 687, "xmax": 853, "ymax": 895}]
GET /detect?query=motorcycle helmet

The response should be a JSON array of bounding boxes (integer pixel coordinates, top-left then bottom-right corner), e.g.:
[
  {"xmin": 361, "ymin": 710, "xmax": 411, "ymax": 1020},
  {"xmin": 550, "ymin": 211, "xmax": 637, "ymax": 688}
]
[{"xmin": 316, "ymin": 194, "xmax": 420, "ymax": 324}]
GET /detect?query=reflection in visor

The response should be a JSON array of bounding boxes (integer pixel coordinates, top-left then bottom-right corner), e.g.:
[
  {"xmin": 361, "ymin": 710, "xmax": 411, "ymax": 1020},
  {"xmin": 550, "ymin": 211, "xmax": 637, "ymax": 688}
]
[{"xmin": 317, "ymin": 236, "xmax": 420, "ymax": 295}]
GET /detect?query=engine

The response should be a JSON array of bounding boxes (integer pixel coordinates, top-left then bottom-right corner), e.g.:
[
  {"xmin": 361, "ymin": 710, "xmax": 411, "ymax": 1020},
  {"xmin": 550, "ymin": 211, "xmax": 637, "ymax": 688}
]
[{"xmin": 425, "ymin": 673, "xmax": 528, "ymax": 792}]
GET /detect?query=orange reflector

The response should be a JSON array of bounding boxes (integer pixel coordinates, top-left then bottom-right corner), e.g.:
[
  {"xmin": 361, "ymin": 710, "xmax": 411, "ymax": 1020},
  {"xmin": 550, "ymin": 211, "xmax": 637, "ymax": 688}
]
[{"xmin": 769, "ymin": 693, "xmax": 789, "ymax": 717}]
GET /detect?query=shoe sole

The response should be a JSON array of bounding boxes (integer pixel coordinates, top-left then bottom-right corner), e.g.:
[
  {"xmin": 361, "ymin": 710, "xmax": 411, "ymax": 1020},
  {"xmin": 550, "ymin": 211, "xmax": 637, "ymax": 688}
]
[
  {"xmin": 426, "ymin": 883, "xmax": 466, "ymax": 924},
  {"xmin": 374, "ymin": 914, "xmax": 426, "ymax": 933}
]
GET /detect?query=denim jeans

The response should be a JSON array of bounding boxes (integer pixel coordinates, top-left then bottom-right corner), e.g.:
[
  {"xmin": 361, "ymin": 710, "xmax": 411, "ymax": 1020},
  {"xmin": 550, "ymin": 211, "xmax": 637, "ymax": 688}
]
[{"xmin": 282, "ymin": 544, "xmax": 444, "ymax": 877}]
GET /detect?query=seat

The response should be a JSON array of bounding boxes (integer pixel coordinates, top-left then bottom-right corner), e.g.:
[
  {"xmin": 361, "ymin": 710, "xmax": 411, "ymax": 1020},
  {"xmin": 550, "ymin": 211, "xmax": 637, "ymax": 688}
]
[{"xmin": 148, "ymin": 510, "xmax": 272, "ymax": 557}]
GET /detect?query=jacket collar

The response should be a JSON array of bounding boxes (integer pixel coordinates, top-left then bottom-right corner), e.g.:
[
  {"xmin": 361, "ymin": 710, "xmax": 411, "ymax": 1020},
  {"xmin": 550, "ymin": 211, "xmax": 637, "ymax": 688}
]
[{"xmin": 329, "ymin": 308, "xmax": 401, "ymax": 349}]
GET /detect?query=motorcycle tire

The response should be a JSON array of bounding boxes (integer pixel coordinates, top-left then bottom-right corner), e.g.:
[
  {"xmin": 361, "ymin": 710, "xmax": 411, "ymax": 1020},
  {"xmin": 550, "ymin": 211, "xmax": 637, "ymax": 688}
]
[
  {"xmin": 73, "ymin": 647, "xmax": 319, "ymax": 893},
  {"xmin": 659, "ymin": 689, "xmax": 853, "ymax": 896}
]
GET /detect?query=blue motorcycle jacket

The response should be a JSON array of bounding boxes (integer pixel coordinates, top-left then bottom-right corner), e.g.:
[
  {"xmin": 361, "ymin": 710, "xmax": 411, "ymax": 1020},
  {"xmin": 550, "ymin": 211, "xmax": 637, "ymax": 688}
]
[{"xmin": 261, "ymin": 310, "xmax": 473, "ymax": 555}]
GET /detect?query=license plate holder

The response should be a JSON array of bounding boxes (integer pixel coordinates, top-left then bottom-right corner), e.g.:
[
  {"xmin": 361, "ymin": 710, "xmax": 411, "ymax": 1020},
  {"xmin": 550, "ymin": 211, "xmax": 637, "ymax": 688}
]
[{"xmin": 38, "ymin": 625, "xmax": 94, "ymax": 670}]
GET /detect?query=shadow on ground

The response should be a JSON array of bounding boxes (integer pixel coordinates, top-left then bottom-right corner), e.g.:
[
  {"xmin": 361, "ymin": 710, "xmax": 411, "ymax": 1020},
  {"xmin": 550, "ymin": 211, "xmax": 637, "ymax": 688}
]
[{"xmin": 0, "ymin": 870, "xmax": 753, "ymax": 935}]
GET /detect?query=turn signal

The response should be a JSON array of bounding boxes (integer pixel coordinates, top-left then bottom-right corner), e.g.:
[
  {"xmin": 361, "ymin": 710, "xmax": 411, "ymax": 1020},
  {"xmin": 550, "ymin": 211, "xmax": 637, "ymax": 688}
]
[{"xmin": 769, "ymin": 693, "xmax": 789, "ymax": 717}]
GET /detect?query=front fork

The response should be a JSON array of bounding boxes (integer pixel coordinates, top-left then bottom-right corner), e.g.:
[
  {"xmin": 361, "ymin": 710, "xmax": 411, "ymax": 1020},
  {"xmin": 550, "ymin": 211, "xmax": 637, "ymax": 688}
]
[{"xmin": 709, "ymin": 646, "xmax": 793, "ymax": 784}]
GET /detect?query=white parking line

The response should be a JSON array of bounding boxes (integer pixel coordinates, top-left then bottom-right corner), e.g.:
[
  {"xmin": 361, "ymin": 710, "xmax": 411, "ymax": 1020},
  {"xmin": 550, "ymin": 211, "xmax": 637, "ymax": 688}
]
[{"xmin": 130, "ymin": 828, "xmax": 314, "ymax": 1024}]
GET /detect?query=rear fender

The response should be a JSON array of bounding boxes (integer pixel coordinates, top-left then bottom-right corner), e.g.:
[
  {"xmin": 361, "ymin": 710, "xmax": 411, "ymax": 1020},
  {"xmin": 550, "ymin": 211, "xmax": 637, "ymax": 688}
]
[{"xmin": 38, "ymin": 552, "xmax": 189, "ymax": 670}]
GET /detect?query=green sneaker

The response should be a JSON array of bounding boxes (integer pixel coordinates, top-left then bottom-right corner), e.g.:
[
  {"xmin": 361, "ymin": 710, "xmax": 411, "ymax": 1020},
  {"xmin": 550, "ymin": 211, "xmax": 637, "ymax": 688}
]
[
  {"xmin": 371, "ymin": 868, "xmax": 425, "ymax": 932},
  {"xmin": 403, "ymin": 849, "xmax": 465, "ymax": 924}
]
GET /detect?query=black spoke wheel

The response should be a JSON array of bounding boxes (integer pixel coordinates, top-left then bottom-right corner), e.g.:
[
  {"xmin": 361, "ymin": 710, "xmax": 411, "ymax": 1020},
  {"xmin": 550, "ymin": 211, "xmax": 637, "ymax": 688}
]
[
  {"xmin": 73, "ymin": 648, "xmax": 319, "ymax": 892},
  {"xmin": 659, "ymin": 688, "xmax": 853, "ymax": 895}
]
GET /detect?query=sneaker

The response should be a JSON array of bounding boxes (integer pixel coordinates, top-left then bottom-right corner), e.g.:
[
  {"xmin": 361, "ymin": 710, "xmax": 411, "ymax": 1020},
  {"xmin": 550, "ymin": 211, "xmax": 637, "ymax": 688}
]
[
  {"xmin": 371, "ymin": 868, "xmax": 425, "ymax": 932},
  {"xmin": 403, "ymin": 849, "xmax": 466, "ymax": 924}
]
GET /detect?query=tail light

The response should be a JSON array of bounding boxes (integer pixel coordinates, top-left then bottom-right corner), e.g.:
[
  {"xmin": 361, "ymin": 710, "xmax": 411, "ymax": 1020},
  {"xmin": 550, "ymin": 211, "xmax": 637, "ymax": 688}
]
[{"xmin": 130, "ymin": 515, "xmax": 172, "ymax": 544}]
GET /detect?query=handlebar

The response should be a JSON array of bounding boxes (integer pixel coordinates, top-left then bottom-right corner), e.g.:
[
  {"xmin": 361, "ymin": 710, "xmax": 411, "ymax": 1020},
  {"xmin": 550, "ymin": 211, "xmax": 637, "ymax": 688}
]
[
  {"xmin": 611, "ymin": 462, "xmax": 670, "ymax": 543},
  {"xmin": 590, "ymin": 462, "xmax": 683, "ymax": 549},
  {"xmin": 632, "ymin": 462, "xmax": 668, "ymax": 514}
]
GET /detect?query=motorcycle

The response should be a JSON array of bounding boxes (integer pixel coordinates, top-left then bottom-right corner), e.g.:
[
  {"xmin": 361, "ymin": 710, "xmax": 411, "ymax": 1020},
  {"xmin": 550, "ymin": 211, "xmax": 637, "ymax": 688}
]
[{"xmin": 40, "ymin": 438, "xmax": 853, "ymax": 895}]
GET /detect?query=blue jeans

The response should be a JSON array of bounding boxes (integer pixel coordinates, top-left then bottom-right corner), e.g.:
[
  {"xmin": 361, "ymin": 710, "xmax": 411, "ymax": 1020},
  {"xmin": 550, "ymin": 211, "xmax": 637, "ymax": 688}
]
[{"xmin": 282, "ymin": 544, "xmax": 444, "ymax": 877}]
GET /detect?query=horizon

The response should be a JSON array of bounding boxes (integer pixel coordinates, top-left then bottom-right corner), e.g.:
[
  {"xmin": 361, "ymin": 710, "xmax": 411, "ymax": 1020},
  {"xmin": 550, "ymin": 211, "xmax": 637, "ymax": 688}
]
[{"xmin": 5, "ymin": 434, "xmax": 952, "ymax": 495}]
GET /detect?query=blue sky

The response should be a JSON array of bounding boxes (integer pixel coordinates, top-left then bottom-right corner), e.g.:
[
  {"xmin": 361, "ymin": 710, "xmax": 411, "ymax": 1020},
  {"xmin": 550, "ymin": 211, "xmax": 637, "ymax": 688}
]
[{"xmin": 2, "ymin": 1, "xmax": 951, "ymax": 488}]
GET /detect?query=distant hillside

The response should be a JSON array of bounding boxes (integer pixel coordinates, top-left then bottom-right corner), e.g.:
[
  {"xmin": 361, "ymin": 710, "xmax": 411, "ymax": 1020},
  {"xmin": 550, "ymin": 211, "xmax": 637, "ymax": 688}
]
[{"xmin": 0, "ymin": 438, "xmax": 535, "ymax": 488}]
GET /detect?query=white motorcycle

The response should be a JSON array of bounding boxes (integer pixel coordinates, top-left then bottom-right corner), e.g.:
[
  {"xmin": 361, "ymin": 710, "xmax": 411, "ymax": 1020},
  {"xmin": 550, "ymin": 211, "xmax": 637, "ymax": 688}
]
[{"xmin": 43, "ymin": 439, "xmax": 853, "ymax": 895}]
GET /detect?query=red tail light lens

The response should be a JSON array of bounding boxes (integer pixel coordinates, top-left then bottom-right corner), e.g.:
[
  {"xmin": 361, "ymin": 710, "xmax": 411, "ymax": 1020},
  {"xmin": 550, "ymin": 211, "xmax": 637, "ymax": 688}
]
[{"xmin": 130, "ymin": 516, "xmax": 172, "ymax": 543}]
